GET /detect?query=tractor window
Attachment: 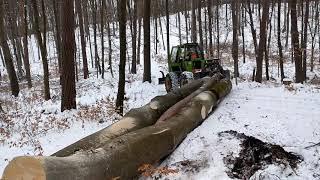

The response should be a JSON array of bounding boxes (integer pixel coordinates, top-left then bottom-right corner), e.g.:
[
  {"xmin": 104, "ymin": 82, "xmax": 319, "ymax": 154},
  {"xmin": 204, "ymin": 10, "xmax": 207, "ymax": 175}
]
[
  {"xmin": 186, "ymin": 46, "xmax": 200, "ymax": 60},
  {"xmin": 179, "ymin": 47, "xmax": 185, "ymax": 61},
  {"xmin": 171, "ymin": 47, "xmax": 178, "ymax": 63}
]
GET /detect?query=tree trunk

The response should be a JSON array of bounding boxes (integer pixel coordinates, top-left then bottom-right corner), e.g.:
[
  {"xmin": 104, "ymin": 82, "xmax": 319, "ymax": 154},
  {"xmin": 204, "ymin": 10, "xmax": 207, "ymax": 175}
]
[
  {"xmin": 52, "ymin": 0, "xmax": 62, "ymax": 81},
  {"xmin": 31, "ymin": 0, "xmax": 51, "ymax": 100},
  {"xmin": 53, "ymin": 79, "xmax": 209, "ymax": 157},
  {"xmin": 207, "ymin": 0, "xmax": 213, "ymax": 56},
  {"xmin": 216, "ymin": 0, "xmax": 220, "ymax": 58},
  {"xmin": 290, "ymin": 0, "xmax": 303, "ymax": 83},
  {"xmin": 277, "ymin": 0, "xmax": 285, "ymax": 81},
  {"xmin": 255, "ymin": 0, "xmax": 270, "ymax": 83},
  {"xmin": 23, "ymin": 0, "xmax": 32, "ymax": 88},
  {"xmin": 166, "ymin": 0, "xmax": 170, "ymax": 65},
  {"xmin": 157, "ymin": 74, "xmax": 223, "ymax": 123},
  {"xmin": 116, "ymin": 0, "xmax": 127, "ymax": 115},
  {"xmin": 191, "ymin": 0, "xmax": 197, "ymax": 43},
  {"xmin": 92, "ymin": 0, "xmax": 101, "ymax": 76},
  {"xmin": 198, "ymin": 0, "xmax": 203, "ymax": 49},
  {"xmin": 143, "ymin": 0, "xmax": 151, "ymax": 83},
  {"xmin": 302, "ymin": 0, "xmax": 309, "ymax": 81},
  {"xmin": 107, "ymin": 22, "xmax": 114, "ymax": 77},
  {"xmin": 247, "ymin": 0, "xmax": 258, "ymax": 55},
  {"xmin": 100, "ymin": 0, "xmax": 105, "ymax": 79},
  {"xmin": 3, "ymin": 79, "xmax": 232, "ymax": 180},
  {"xmin": 232, "ymin": 0, "xmax": 239, "ymax": 77},
  {"xmin": 61, "ymin": 0, "xmax": 76, "ymax": 111},
  {"xmin": 0, "ymin": 0, "xmax": 19, "ymax": 97},
  {"xmin": 131, "ymin": 0, "xmax": 137, "ymax": 74},
  {"xmin": 76, "ymin": 0, "xmax": 89, "ymax": 79},
  {"xmin": 137, "ymin": 17, "xmax": 142, "ymax": 64}
]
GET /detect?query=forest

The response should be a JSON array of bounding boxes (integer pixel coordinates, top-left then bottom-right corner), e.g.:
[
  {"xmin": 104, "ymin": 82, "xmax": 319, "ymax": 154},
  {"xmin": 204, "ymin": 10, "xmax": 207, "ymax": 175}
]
[{"xmin": 0, "ymin": 0, "xmax": 320, "ymax": 179}]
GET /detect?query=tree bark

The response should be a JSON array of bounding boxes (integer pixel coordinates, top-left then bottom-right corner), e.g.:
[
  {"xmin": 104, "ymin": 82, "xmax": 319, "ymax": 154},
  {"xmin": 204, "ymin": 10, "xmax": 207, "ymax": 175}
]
[
  {"xmin": 302, "ymin": 0, "xmax": 309, "ymax": 81},
  {"xmin": 52, "ymin": 0, "xmax": 62, "ymax": 81},
  {"xmin": 207, "ymin": 0, "xmax": 213, "ymax": 56},
  {"xmin": 61, "ymin": 0, "xmax": 76, "ymax": 111},
  {"xmin": 116, "ymin": 0, "xmax": 127, "ymax": 115},
  {"xmin": 31, "ymin": 0, "xmax": 51, "ymax": 100},
  {"xmin": 76, "ymin": 0, "xmax": 89, "ymax": 79},
  {"xmin": 277, "ymin": 0, "xmax": 285, "ymax": 81},
  {"xmin": 255, "ymin": 0, "xmax": 269, "ymax": 83},
  {"xmin": 53, "ymin": 79, "xmax": 209, "ymax": 157},
  {"xmin": 100, "ymin": 0, "xmax": 105, "ymax": 79},
  {"xmin": 247, "ymin": 0, "xmax": 258, "ymax": 55},
  {"xmin": 198, "ymin": 0, "xmax": 203, "ymax": 49},
  {"xmin": 166, "ymin": 0, "xmax": 170, "ymax": 66},
  {"xmin": 3, "ymin": 79, "xmax": 232, "ymax": 180},
  {"xmin": 0, "ymin": 0, "xmax": 19, "ymax": 97},
  {"xmin": 232, "ymin": 0, "xmax": 239, "ymax": 77},
  {"xmin": 107, "ymin": 22, "xmax": 114, "ymax": 77},
  {"xmin": 23, "ymin": 0, "xmax": 32, "ymax": 88},
  {"xmin": 143, "ymin": 0, "xmax": 151, "ymax": 83},
  {"xmin": 191, "ymin": 0, "xmax": 197, "ymax": 43},
  {"xmin": 290, "ymin": 0, "xmax": 303, "ymax": 83},
  {"xmin": 131, "ymin": 0, "xmax": 137, "ymax": 74},
  {"xmin": 157, "ymin": 74, "xmax": 223, "ymax": 123}
]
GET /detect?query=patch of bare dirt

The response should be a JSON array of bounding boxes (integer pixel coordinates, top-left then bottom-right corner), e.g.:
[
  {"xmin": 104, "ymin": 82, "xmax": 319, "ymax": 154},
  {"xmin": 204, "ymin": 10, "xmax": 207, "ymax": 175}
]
[{"xmin": 219, "ymin": 130, "xmax": 303, "ymax": 179}]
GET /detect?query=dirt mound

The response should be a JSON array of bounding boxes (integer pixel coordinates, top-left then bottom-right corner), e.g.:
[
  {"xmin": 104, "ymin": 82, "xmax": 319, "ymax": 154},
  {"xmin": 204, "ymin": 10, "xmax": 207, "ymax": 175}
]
[{"xmin": 219, "ymin": 130, "xmax": 303, "ymax": 179}]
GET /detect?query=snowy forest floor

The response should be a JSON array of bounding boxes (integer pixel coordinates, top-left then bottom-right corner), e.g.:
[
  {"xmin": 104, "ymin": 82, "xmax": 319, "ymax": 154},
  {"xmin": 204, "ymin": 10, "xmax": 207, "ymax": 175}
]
[{"xmin": 1, "ymin": 5, "xmax": 320, "ymax": 179}]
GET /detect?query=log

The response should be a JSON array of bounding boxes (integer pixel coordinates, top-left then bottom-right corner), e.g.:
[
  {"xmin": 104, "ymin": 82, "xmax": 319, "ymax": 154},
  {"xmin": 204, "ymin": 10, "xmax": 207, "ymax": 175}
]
[
  {"xmin": 156, "ymin": 73, "xmax": 223, "ymax": 123},
  {"xmin": 52, "ymin": 78, "xmax": 209, "ymax": 157},
  {"xmin": 2, "ymin": 80, "xmax": 232, "ymax": 180}
]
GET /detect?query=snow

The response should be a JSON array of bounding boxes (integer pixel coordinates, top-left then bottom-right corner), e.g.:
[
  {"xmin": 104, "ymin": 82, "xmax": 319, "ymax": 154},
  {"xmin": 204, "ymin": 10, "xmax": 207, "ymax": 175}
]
[
  {"xmin": 158, "ymin": 81, "xmax": 320, "ymax": 179},
  {"xmin": 1, "ymin": 2, "xmax": 320, "ymax": 179}
]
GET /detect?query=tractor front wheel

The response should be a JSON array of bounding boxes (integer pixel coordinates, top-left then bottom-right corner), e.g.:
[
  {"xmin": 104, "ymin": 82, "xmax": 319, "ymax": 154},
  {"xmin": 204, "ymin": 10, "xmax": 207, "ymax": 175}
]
[{"xmin": 165, "ymin": 72, "xmax": 179, "ymax": 93}]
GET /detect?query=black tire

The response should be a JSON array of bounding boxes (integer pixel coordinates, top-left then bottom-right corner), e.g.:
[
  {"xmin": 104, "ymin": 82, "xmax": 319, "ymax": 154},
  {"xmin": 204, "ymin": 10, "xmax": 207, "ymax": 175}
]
[
  {"xmin": 223, "ymin": 70, "xmax": 231, "ymax": 80},
  {"xmin": 180, "ymin": 71, "xmax": 194, "ymax": 87},
  {"xmin": 165, "ymin": 72, "xmax": 179, "ymax": 92}
]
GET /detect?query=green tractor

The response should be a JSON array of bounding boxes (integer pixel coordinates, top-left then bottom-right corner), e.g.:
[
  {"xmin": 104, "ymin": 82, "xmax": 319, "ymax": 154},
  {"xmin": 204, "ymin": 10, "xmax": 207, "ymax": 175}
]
[{"xmin": 159, "ymin": 43, "xmax": 230, "ymax": 92}]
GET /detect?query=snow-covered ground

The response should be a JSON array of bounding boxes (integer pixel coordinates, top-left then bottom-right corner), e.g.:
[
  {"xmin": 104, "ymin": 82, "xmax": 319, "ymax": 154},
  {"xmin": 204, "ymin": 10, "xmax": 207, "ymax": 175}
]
[
  {"xmin": 158, "ymin": 81, "xmax": 320, "ymax": 179},
  {"xmin": 1, "ymin": 3, "xmax": 320, "ymax": 179}
]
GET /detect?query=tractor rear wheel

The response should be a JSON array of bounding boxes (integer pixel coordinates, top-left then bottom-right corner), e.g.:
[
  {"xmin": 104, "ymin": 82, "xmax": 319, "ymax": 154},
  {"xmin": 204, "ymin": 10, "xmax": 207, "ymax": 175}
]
[
  {"xmin": 165, "ymin": 72, "xmax": 179, "ymax": 92},
  {"xmin": 180, "ymin": 71, "xmax": 194, "ymax": 87}
]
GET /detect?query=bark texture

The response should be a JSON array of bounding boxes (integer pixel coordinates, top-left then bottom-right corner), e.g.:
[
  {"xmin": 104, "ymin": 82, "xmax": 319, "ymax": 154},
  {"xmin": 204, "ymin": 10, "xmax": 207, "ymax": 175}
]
[{"xmin": 52, "ymin": 79, "xmax": 209, "ymax": 157}]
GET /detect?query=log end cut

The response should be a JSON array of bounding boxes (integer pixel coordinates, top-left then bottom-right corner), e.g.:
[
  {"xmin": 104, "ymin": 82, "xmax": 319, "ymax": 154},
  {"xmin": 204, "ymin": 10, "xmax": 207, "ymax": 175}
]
[{"xmin": 2, "ymin": 156, "xmax": 45, "ymax": 180}]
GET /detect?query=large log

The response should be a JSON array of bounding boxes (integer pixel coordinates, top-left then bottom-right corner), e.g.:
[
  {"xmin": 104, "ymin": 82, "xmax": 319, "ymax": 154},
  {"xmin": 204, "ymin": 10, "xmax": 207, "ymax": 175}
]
[
  {"xmin": 156, "ymin": 73, "xmax": 223, "ymax": 123},
  {"xmin": 52, "ymin": 78, "xmax": 209, "ymax": 157},
  {"xmin": 2, "ymin": 79, "xmax": 232, "ymax": 180}
]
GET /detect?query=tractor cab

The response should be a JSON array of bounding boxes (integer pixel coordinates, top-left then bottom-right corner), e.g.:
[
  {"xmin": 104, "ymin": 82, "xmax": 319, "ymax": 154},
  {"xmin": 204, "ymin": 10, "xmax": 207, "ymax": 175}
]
[
  {"xmin": 159, "ymin": 43, "xmax": 229, "ymax": 92},
  {"xmin": 169, "ymin": 43, "xmax": 204, "ymax": 73}
]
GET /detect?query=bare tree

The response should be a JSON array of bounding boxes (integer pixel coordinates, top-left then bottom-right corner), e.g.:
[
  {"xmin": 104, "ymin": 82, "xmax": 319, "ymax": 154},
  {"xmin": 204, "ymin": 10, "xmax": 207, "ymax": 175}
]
[
  {"xmin": 23, "ymin": 0, "xmax": 32, "ymax": 88},
  {"xmin": 0, "ymin": 0, "xmax": 19, "ymax": 97},
  {"xmin": 290, "ymin": 0, "xmax": 303, "ymax": 83},
  {"xmin": 255, "ymin": 0, "xmax": 270, "ymax": 83},
  {"xmin": 116, "ymin": 0, "xmax": 127, "ymax": 115},
  {"xmin": 198, "ymin": 0, "xmax": 204, "ymax": 49},
  {"xmin": 277, "ymin": 0, "xmax": 285, "ymax": 81},
  {"xmin": 232, "ymin": 0, "xmax": 239, "ymax": 78},
  {"xmin": 207, "ymin": 0, "xmax": 213, "ymax": 56},
  {"xmin": 302, "ymin": 0, "xmax": 309, "ymax": 81},
  {"xmin": 76, "ymin": 0, "xmax": 89, "ymax": 79},
  {"xmin": 191, "ymin": 0, "xmax": 197, "ymax": 43},
  {"xmin": 31, "ymin": 0, "xmax": 51, "ymax": 100},
  {"xmin": 61, "ymin": 0, "xmax": 76, "ymax": 111},
  {"xmin": 143, "ymin": 0, "xmax": 151, "ymax": 83},
  {"xmin": 131, "ymin": 0, "xmax": 137, "ymax": 74},
  {"xmin": 166, "ymin": 0, "xmax": 170, "ymax": 65}
]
